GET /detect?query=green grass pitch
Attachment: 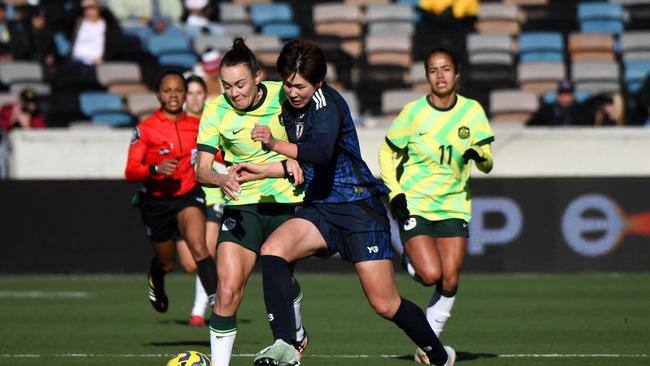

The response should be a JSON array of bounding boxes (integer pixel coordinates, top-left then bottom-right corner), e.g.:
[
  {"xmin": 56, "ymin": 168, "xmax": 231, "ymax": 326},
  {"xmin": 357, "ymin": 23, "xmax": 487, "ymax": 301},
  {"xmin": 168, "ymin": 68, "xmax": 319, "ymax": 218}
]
[{"xmin": 1, "ymin": 272, "xmax": 648, "ymax": 366}]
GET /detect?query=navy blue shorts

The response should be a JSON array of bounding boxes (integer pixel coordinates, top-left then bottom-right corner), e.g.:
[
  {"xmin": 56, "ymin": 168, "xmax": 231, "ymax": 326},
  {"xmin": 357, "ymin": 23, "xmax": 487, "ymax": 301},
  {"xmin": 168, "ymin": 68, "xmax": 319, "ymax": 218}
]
[{"xmin": 295, "ymin": 196, "xmax": 393, "ymax": 263}]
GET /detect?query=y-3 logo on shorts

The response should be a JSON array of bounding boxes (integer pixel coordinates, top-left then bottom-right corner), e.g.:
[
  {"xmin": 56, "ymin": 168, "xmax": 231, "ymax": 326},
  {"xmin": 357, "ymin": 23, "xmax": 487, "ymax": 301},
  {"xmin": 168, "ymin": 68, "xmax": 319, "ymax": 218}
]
[{"xmin": 367, "ymin": 245, "xmax": 379, "ymax": 254}]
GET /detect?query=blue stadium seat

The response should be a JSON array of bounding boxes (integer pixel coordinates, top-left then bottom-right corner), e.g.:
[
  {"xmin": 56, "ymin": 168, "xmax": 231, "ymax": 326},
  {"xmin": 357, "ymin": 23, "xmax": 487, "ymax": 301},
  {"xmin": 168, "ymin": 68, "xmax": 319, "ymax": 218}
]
[
  {"xmin": 261, "ymin": 23, "xmax": 301, "ymax": 39},
  {"xmin": 147, "ymin": 33, "xmax": 191, "ymax": 56},
  {"xmin": 79, "ymin": 92, "xmax": 124, "ymax": 116},
  {"xmin": 91, "ymin": 112, "xmax": 133, "ymax": 127},
  {"xmin": 158, "ymin": 53, "xmax": 199, "ymax": 69},
  {"xmin": 624, "ymin": 61, "xmax": 650, "ymax": 93},
  {"xmin": 518, "ymin": 32, "xmax": 565, "ymax": 63},
  {"xmin": 578, "ymin": 2, "xmax": 624, "ymax": 34},
  {"xmin": 249, "ymin": 3, "xmax": 293, "ymax": 26}
]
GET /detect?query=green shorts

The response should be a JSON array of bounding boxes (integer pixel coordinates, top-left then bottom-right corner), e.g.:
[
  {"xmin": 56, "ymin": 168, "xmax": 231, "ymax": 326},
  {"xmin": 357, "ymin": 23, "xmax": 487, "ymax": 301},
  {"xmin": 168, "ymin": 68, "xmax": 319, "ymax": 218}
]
[
  {"xmin": 399, "ymin": 216, "xmax": 469, "ymax": 243},
  {"xmin": 217, "ymin": 203, "xmax": 296, "ymax": 254},
  {"xmin": 206, "ymin": 202, "xmax": 224, "ymax": 223}
]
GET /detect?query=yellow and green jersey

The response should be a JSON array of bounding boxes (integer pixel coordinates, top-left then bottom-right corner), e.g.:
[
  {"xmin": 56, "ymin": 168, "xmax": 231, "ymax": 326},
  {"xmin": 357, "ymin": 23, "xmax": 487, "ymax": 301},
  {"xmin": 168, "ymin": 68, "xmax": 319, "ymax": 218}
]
[
  {"xmin": 381, "ymin": 94, "xmax": 494, "ymax": 221},
  {"xmin": 197, "ymin": 81, "xmax": 303, "ymax": 205}
]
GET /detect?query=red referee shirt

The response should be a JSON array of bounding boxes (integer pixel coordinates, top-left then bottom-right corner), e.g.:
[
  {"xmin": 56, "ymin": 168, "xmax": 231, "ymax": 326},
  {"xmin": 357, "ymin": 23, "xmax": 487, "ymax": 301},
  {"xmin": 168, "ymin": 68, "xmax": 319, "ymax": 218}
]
[{"xmin": 125, "ymin": 109, "xmax": 200, "ymax": 198}]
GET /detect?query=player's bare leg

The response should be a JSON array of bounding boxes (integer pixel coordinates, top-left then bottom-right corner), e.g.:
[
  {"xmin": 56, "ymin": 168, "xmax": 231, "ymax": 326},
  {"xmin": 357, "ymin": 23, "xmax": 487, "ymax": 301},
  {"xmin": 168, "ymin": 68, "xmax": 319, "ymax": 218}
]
[
  {"xmin": 210, "ymin": 242, "xmax": 257, "ymax": 366},
  {"xmin": 355, "ymin": 259, "xmax": 451, "ymax": 366}
]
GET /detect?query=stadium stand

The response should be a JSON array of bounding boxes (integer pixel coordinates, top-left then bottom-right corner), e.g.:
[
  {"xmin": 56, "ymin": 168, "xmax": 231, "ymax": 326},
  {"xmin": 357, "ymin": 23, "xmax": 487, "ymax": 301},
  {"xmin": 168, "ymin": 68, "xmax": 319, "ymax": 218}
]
[{"xmin": 0, "ymin": 0, "xmax": 646, "ymax": 128}]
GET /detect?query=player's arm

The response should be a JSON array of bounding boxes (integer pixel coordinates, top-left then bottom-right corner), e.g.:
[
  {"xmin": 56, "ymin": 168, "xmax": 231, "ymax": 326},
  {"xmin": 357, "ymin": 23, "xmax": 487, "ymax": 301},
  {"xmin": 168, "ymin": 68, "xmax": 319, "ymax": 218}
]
[
  {"xmin": 379, "ymin": 138, "xmax": 410, "ymax": 223},
  {"xmin": 252, "ymin": 105, "xmax": 341, "ymax": 165},
  {"xmin": 125, "ymin": 127, "xmax": 155, "ymax": 182},
  {"xmin": 196, "ymin": 149, "xmax": 241, "ymax": 200},
  {"xmin": 462, "ymin": 142, "xmax": 493, "ymax": 173},
  {"xmin": 378, "ymin": 138, "xmax": 405, "ymax": 201},
  {"xmin": 231, "ymin": 159, "xmax": 303, "ymax": 187}
]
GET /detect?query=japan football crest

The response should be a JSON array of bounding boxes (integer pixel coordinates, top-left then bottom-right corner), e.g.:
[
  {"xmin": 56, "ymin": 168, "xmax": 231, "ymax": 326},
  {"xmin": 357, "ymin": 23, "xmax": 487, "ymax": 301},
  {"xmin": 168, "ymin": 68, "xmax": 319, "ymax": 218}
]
[{"xmin": 295, "ymin": 121, "xmax": 305, "ymax": 139}]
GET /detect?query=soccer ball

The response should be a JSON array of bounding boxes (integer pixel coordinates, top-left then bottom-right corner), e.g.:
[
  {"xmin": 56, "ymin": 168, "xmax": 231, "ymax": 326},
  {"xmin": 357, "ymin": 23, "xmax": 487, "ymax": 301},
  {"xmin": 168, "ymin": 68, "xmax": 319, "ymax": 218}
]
[{"xmin": 166, "ymin": 351, "xmax": 211, "ymax": 366}]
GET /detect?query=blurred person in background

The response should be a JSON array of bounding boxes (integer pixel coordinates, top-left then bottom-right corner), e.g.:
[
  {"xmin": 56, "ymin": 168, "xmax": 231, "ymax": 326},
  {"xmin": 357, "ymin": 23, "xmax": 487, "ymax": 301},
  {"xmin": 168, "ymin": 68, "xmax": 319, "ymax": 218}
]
[
  {"xmin": 631, "ymin": 75, "xmax": 650, "ymax": 126},
  {"xmin": 70, "ymin": 0, "xmax": 120, "ymax": 65},
  {"xmin": 192, "ymin": 48, "xmax": 222, "ymax": 97},
  {"xmin": 527, "ymin": 80, "xmax": 591, "ymax": 126},
  {"xmin": 0, "ymin": 3, "xmax": 20, "ymax": 62},
  {"xmin": 0, "ymin": 88, "xmax": 45, "ymax": 130},
  {"xmin": 594, "ymin": 93, "xmax": 625, "ymax": 127},
  {"xmin": 379, "ymin": 48, "xmax": 492, "ymax": 364},
  {"xmin": 125, "ymin": 70, "xmax": 217, "ymax": 316},
  {"xmin": 106, "ymin": 0, "xmax": 183, "ymax": 34},
  {"xmin": 182, "ymin": 0, "xmax": 222, "ymax": 36},
  {"xmin": 177, "ymin": 74, "xmax": 224, "ymax": 327},
  {"xmin": 27, "ymin": 7, "xmax": 57, "ymax": 66}
]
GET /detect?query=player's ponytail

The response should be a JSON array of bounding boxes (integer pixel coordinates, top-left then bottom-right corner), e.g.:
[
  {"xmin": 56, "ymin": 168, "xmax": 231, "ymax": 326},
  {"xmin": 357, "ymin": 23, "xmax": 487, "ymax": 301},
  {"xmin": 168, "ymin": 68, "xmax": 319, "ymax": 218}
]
[
  {"xmin": 220, "ymin": 37, "xmax": 260, "ymax": 76},
  {"xmin": 277, "ymin": 39, "xmax": 327, "ymax": 87}
]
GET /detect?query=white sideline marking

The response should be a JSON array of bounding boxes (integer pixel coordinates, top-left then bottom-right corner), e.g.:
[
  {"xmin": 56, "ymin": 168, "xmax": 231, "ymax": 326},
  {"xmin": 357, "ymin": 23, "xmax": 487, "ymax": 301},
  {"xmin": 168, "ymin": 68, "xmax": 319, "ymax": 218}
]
[
  {"xmin": 0, "ymin": 291, "xmax": 90, "ymax": 299},
  {"xmin": 1, "ymin": 353, "xmax": 648, "ymax": 359}
]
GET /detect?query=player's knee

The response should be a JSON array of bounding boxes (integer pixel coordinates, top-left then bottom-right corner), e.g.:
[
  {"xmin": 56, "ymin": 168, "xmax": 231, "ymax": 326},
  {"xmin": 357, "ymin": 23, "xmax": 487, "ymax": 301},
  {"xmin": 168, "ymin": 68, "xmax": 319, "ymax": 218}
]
[
  {"xmin": 372, "ymin": 301, "xmax": 398, "ymax": 319},
  {"xmin": 260, "ymin": 239, "xmax": 284, "ymax": 257},
  {"xmin": 418, "ymin": 268, "xmax": 442, "ymax": 287},
  {"xmin": 217, "ymin": 283, "xmax": 243, "ymax": 308}
]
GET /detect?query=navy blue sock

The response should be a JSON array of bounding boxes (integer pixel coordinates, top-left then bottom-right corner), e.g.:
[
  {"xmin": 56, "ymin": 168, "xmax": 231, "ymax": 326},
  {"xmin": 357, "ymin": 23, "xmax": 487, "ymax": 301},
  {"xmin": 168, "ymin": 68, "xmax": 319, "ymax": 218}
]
[
  {"xmin": 261, "ymin": 255, "xmax": 295, "ymax": 345},
  {"xmin": 196, "ymin": 256, "xmax": 217, "ymax": 302},
  {"xmin": 391, "ymin": 297, "xmax": 448, "ymax": 366}
]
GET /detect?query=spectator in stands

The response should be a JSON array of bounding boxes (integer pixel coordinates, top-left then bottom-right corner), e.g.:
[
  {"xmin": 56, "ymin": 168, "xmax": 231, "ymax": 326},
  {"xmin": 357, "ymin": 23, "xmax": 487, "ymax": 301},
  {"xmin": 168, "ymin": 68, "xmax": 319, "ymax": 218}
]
[
  {"xmin": 631, "ymin": 75, "xmax": 650, "ymax": 126},
  {"xmin": 527, "ymin": 81, "xmax": 591, "ymax": 126},
  {"xmin": 0, "ymin": 88, "xmax": 46, "ymax": 130},
  {"xmin": 70, "ymin": 0, "xmax": 120, "ymax": 65},
  {"xmin": 593, "ymin": 93, "xmax": 625, "ymax": 127},
  {"xmin": 182, "ymin": 0, "xmax": 222, "ymax": 36},
  {"xmin": 0, "ymin": 3, "xmax": 20, "ymax": 62},
  {"xmin": 191, "ymin": 49, "xmax": 222, "ymax": 97},
  {"xmin": 418, "ymin": 0, "xmax": 478, "ymax": 31},
  {"xmin": 24, "ymin": 8, "xmax": 57, "ymax": 66},
  {"xmin": 106, "ymin": 0, "xmax": 183, "ymax": 34}
]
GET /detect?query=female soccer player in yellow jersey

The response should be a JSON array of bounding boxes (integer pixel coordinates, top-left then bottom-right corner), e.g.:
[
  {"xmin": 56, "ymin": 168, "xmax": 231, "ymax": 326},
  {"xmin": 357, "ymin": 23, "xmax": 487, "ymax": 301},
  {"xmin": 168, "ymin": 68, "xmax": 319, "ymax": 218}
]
[
  {"xmin": 194, "ymin": 38, "xmax": 307, "ymax": 366},
  {"xmin": 379, "ymin": 48, "xmax": 495, "ymax": 364},
  {"xmin": 178, "ymin": 75, "xmax": 223, "ymax": 327}
]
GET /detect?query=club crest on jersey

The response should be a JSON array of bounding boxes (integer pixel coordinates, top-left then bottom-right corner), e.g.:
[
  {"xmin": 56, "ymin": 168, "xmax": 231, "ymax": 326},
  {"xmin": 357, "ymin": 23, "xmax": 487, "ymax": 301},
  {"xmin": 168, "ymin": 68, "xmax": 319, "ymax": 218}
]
[
  {"xmin": 159, "ymin": 148, "xmax": 170, "ymax": 155},
  {"xmin": 295, "ymin": 121, "xmax": 305, "ymax": 139},
  {"xmin": 130, "ymin": 128, "xmax": 140, "ymax": 144},
  {"xmin": 458, "ymin": 126, "xmax": 470, "ymax": 139},
  {"xmin": 278, "ymin": 115, "xmax": 284, "ymax": 126},
  {"xmin": 221, "ymin": 217, "xmax": 236, "ymax": 232}
]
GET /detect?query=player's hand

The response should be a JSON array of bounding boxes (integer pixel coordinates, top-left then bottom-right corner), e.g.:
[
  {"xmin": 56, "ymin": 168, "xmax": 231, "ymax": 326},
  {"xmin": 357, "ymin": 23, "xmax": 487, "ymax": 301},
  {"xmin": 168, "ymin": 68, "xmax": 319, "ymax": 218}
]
[
  {"xmin": 218, "ymin": 172, "xmax": 241, "ymax": 200},
  {"xmin": 285, "ymin": 159, "xmax": 303, "ymax": 187},
  {"xmin": 389, "ymin": 193, "xmax": 410, "ymax": 223},
  {"xmin": 157, "ymin": 159, "xmax": 178, "ymax": 176},
  {"xmin": 462, "ymin": 147, "xmax": 487, "ymax": 165},
  {"xmin": 251, "ymin": 124, "xmax": 276, "ymax": 150},
  {"xmin": 230, "ymin": 162, "xmax": 267, "ymax": 183}
]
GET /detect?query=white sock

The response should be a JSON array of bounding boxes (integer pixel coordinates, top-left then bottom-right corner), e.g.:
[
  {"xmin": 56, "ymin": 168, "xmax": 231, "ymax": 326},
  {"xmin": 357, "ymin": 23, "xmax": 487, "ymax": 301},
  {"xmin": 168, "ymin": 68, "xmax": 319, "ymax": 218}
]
[
  {"xmin": 293, "ymin": 290, "xmax": 305, "ymax": 341},
  {"xmin": 210, "ymin": 331, "xmax": 236, "ymax": 366},
  {"xmin": 191, "ymin": 275, "xmax": 209, "ymax": 317},
  {"xmin": 426, "ymin": 290, "xmax": 456, "ymax": 337}
]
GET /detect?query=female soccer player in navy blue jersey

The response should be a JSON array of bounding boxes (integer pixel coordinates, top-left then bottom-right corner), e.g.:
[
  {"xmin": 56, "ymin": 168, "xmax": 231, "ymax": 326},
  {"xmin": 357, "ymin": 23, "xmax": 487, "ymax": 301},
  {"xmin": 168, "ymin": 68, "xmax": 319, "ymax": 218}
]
[{"xmin": 232, "ymin": 39, "xmax": 456, "ymax": 366}]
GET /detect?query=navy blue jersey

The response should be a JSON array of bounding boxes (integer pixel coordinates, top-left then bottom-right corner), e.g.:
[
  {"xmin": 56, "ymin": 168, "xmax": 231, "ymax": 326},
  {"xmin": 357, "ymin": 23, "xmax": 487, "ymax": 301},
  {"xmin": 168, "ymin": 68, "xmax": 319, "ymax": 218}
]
[{"xmin": 280, "ymin": 84, "xmax": 389, "ymax": 203}]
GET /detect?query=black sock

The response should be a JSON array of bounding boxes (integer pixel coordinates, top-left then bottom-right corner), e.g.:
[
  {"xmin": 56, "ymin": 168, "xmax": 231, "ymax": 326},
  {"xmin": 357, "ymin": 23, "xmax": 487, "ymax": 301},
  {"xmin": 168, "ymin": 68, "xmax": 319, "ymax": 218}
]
[
  {"xmin": 261, "ymin": 255, "xmax": 295, "ymax": 345},
  {"xmin": 391, "ymin": 297, "xmax": 447, "ymax": 366},
  {"xmin": 149, "ymin": 256, "xmax": 166, "ymax": 291},
  {"xmin": 196, "ymin": 256, "xmax": 217, "ymax": 303}
]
